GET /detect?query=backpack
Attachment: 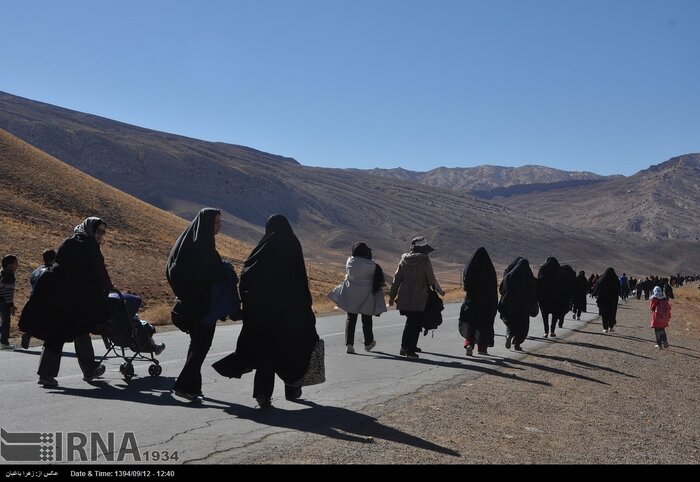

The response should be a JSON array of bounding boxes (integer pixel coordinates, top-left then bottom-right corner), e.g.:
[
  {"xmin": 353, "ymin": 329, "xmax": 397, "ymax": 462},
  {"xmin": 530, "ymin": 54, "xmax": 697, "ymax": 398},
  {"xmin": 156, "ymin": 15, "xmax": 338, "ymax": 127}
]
[{"xmin": 422, "ymin": 288, "xmax": 444, "ymax": 335}]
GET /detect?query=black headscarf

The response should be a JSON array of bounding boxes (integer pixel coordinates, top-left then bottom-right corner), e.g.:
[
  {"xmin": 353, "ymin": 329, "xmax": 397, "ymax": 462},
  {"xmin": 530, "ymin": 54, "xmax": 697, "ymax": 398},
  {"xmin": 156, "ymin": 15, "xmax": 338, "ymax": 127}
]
[
  {"xmin": 225, "ymin": 214, "xmax": 318, "ymax": 384},
  {"xmin": 166, "ymin": 208, "xmax": 225, "ymax": 319},
  {"xmin": 352, "ymin": 242, "xmax": 372, "ymax": 259}
]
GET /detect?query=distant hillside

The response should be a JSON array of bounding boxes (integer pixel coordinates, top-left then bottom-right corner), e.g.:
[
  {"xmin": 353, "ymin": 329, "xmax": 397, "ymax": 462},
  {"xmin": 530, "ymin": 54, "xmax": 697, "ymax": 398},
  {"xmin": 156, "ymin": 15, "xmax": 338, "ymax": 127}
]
[
  {"xmin": 362, "ymin": 165, "xmax": 614, "ymax": 198},
  {"xmin": 0, "ymin": 91, "xmax": 617, "ymax": 273},
  {"xmin": 0, "ymin": 129, "xmax": 340, "ymax": 324},
  {"xmin": 499, "ymin": 154, "xmax": 700, "ymax": 241},
  {"xmin": 1, "ymin": 91, "xmax": 698, "ymax": 276},
  {"xmin": 497, "ymin": 153, "xmax": 700, "ymax": 273}
]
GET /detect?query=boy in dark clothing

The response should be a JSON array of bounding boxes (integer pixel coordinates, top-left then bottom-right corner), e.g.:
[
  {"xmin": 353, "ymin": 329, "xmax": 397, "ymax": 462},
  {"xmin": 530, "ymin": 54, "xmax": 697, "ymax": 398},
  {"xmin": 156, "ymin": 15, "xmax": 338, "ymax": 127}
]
[{"xmin": 20, "ymin": 249, "xmax": 56, "ymax": 349}]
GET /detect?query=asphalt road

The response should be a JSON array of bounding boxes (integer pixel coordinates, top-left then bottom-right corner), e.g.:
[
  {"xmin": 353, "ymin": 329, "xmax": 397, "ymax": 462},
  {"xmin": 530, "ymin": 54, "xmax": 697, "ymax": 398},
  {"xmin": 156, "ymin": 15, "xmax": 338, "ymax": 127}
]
[{"xmin": 0, "ymin": 300, "xmax": 597, "ymax": 464}]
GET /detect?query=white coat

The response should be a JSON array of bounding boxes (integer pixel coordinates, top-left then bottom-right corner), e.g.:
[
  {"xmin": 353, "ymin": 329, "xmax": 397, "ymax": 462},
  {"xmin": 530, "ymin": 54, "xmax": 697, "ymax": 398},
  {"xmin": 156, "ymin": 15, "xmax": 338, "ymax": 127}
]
[{"xmin": 328, "ymin": 256, "xmax": 387, "ymax": 316}]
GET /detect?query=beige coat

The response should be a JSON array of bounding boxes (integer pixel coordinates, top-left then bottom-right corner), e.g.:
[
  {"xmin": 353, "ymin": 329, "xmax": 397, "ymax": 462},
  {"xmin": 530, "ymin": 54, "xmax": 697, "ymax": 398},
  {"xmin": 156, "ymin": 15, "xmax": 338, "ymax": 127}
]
[{"xmin": 389, "ymin": 252, "xmax": 444, "ymax": 312}]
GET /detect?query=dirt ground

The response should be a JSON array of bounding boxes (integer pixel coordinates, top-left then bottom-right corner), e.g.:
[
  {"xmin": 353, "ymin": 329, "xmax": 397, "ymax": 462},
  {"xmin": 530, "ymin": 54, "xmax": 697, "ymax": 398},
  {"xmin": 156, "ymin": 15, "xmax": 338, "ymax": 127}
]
[{"xmin": 240, "ymin": 287, "xmax": 700, "ymax": 464}]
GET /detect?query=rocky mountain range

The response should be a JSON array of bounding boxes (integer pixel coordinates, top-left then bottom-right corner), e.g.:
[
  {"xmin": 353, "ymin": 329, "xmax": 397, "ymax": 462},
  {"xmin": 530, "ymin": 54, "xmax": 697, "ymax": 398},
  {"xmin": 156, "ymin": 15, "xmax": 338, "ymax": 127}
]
[{"xmin": 359, "ymin": 165, "xmax": 615, "ymax": 198}]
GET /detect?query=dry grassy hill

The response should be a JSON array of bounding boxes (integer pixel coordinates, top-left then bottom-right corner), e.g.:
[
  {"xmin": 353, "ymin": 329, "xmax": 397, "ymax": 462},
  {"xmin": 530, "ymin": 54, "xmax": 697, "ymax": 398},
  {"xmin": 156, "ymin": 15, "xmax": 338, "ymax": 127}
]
[{"xmin": 0, "ymin": 129, "xmax": 341, "ymax": 331}]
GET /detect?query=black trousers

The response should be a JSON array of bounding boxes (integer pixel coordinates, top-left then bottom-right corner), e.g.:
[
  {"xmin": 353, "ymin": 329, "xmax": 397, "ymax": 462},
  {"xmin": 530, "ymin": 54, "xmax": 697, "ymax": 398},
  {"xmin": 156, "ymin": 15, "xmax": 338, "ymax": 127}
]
[
  {"xmin": 345, "ymin": 313, "xmax": 374, "ymax": 346},
  {"xmin": 253, "ymin": 361, "xmax": 299, "ymax": 400},
  {"xmin": 654, "ymin": 328, "xmax": 668, "ymax": 346},
  {"xmin": 598, "ymin": 304, "xmax": 618, "ymax": 329},
  {"xmin": 400, "ymin": 312, "xmax": 422, "ymax": 351},
  {"xmin": 541, "ymin": 312, "xmax": 558, "ymax": 335},
  {"xmin": 173, "ymin": 321, "xmax": 216, "ymax": 395},
  {"xmin": 38, "ymin": 333, "xmax": 99, "ymax": 377}
]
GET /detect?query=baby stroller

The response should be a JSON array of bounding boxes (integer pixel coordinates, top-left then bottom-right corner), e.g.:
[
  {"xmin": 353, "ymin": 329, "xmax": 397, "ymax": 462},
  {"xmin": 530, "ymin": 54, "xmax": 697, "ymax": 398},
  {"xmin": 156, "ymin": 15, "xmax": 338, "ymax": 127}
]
[{"xmin": 97, "ymin": 290, "xmax": 163, "ymax": 380}]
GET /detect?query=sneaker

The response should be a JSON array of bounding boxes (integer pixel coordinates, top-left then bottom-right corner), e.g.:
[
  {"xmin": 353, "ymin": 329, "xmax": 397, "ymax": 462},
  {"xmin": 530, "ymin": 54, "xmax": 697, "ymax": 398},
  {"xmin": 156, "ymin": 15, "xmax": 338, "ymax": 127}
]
[
  {"xmin": 477, "ymin": 349, "xmax": 488, "ymax": 355},
  {"xmin": 174, "ymin": 389, "xmax": 203, "ymax": 404},
  {"xmin": 602, "ymin": 329, "xmax": 608, "ymax": 333},
  {"xmin": 550, "ymin": 332, "xmax": 556, "ymax": 338},
  {"xmin": 83, "ymin": 364, "xmax": 106, "ymax": 381},
  {"xmin": 543, "ymin": 333, "xmax": 549, "ymax": 338},
  {"xmin": 505, "ymin": 336, "xmax": 512, "ymax": 349},
  {"xmin": 0, "ymin": 342, "xmax": 15, "ymax": 350},
  {"xmin": 514, "ymin": 344, "xmax": 523, "ymax": 351},
  {"xmin": 21, "ymin": 333, "xmax": 31, "ymax": 350},
  {"xmin": 346, "ymin": 345, "xmax": 355, "ymax": 354},
  {"xmin": 662, "ymin": 341, "xmax": 669, "ymax": 349},
  {"xmin": 608, "ymin": 327, "xmax": 615, "ymax": 333},
  {"xmin": 414, "ymin": 347, "xmax": 422, "ymax": 353},
  {"xmin": 465, "ymin": 345, "xmax": 474, "ymax": 356},
  {"xmin": 399, "ymin": 348, "xmax": 419, "ymax": 358},
  {"xmin": 256, "ymin": 396, "xmax": 272, "ymax": 408},
  {"xmin": 38, "ymin": 375, "xmax": 58, "ymax": 388},
  {"xmin": 654, "ymin": 344, "xmax": 661, "ymax": 349},
  {"xmin": 154, "ymin": 343, "xmax": 166, "ymax": 356},
  {"xmin": 364, "ymin": 340, "xmax": 376, "ymax": 352}
]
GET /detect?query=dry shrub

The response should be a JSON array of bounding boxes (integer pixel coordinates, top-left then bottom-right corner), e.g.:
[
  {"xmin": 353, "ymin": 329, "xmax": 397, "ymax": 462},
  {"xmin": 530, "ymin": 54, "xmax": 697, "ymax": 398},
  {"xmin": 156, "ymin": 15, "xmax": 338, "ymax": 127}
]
[
  {"xmin": 139, "ymin": 303, "xmax": 173, "ymax": 327},
  {"xmin": 670, "ymin": 285, "xmax": 700, "ymax": 340}
]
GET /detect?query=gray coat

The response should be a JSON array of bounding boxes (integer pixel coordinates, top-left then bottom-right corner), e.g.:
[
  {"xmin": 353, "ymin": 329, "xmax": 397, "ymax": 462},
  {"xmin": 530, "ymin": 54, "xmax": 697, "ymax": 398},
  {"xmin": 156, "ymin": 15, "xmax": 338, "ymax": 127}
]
[
  {"xmin": 389, "ymin": 253, "xmax": 444, "ymax": 312},
  {"xmin": 328, "ymin": 256, "xmax": 387, "ymax": 316}
]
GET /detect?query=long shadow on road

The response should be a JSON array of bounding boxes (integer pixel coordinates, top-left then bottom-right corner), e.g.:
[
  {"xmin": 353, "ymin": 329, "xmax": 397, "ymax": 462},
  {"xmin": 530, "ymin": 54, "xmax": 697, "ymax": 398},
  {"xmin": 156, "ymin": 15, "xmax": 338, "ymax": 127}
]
[
  {"xmin": 48, "ymin": 376, "xmax": 187, "ymax": 407},
  {"xmin": 424, "ymin": 350, "xmax": 611, "ymax": 385},
  {"xmin": 369, "ymin": 351, "xmax": 551, "ymax": 387},
  {"xmin": 214, "ymin": 399, "xmax": 461, "ymax": 459}
]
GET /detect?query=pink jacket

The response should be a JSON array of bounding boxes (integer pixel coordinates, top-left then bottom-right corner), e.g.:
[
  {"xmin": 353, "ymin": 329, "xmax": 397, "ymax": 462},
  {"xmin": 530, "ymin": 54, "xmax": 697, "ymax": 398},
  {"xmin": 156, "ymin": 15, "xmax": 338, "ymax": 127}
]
[{"xmin": 650, "ymin": 298, "xmax": 671, "ymax": 328}]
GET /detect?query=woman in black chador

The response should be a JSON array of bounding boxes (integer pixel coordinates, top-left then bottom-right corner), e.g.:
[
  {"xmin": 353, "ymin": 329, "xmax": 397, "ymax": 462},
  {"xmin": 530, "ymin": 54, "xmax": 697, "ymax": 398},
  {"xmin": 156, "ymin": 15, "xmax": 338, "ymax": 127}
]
[
  {"xmin": 459, "ymin": 247, "xmax": 498, "ymax": 356},
  {"xmin": 167, "ymin": 208, "xmax": 233, "ymax": 404},
  {"xmin": 592, "ymin": 267, "xmax": 621, "ymax": 333},
  {"xmin": 537, "ymin": 257, "xmax": 564, "ymax": 338},
  {"xmin": 22, "ymin": 217, "xmax": 112, "ymax": 387},
  {"xmin": 498, "ymin": 258, "xmax": 538, "ymax": 351},
  {"xmin": 213, "ymin": 214, "xmax": 320, "ymax": 408},
  {"xmin": 572, "ymin": 270, "xmax": 590, "ymax": 320}
]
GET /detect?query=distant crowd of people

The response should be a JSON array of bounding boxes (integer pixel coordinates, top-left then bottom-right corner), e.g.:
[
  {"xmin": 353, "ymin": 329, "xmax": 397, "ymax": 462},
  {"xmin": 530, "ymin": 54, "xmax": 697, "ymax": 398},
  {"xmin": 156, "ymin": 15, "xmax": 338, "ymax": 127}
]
[{"xmin": 1, "ymin": 209, "xmax": 696, "ymax": 407}]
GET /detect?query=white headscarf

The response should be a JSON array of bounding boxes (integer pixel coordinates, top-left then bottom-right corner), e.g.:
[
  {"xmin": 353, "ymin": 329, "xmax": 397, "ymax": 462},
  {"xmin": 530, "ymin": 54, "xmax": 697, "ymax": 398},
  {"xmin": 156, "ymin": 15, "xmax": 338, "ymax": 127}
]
[{"xmin": 652, "ymin": 286, "xmax": 666, "ymax": 299}]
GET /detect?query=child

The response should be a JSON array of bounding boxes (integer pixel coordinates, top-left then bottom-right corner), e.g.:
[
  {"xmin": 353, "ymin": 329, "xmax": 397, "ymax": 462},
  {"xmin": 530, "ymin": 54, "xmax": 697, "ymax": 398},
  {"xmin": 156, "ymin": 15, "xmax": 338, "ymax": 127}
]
[
  {"xmin": 650, "ymin": 286, "xmax": 671, "ymax": 349},
  {"xmin": 0, "ymin": 254, "xmax": 19, "ymax": 349}
]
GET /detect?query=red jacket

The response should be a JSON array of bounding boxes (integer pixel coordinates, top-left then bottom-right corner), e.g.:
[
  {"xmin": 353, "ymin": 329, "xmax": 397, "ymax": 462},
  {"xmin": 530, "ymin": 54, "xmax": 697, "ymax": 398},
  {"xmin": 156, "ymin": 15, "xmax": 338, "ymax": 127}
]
[{"xmin": 650, "ymin": 298, "xmax": 671, "ymax": 328}]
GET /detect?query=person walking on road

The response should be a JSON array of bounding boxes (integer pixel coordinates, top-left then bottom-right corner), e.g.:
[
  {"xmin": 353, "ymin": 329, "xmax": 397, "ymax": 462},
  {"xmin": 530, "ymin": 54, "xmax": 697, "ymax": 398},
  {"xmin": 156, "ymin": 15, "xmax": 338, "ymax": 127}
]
[
  {"xmin": 328, "ymin": 242, "xmax": 386, "ymax": 354},
  {"xmin": 388, "ymin": 236, "xmax": 444, "ymax": 358},
  {"xmin": 167, "ymin": 208, "xmax": 237, "ymax": 404},
  {"xmin": 459, "ymin": 247, "xmax": 498, "ymax": 356},
  {"xmin": 650, "ymin": 286, "xmax": 671, "ymax": 349}
]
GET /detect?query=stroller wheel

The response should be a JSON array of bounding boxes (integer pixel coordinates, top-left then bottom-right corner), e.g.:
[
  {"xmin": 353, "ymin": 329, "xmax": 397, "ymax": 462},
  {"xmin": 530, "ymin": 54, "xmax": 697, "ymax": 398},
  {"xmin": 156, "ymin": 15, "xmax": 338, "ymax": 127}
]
[
  {"xmin": 120, "ymin": 362, "xmax": 135, "ymax": 380},
  {"xmin": 148, "ymin": 364, "xmax": 162, "ymax": 377}
]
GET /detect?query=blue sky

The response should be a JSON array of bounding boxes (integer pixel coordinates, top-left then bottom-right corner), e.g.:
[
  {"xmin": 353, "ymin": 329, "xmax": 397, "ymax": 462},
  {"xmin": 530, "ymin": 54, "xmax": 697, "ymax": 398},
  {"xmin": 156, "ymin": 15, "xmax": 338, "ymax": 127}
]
[{"xmin": 1, "ymin": 0, "xmax": 699, "ymax": 175}]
